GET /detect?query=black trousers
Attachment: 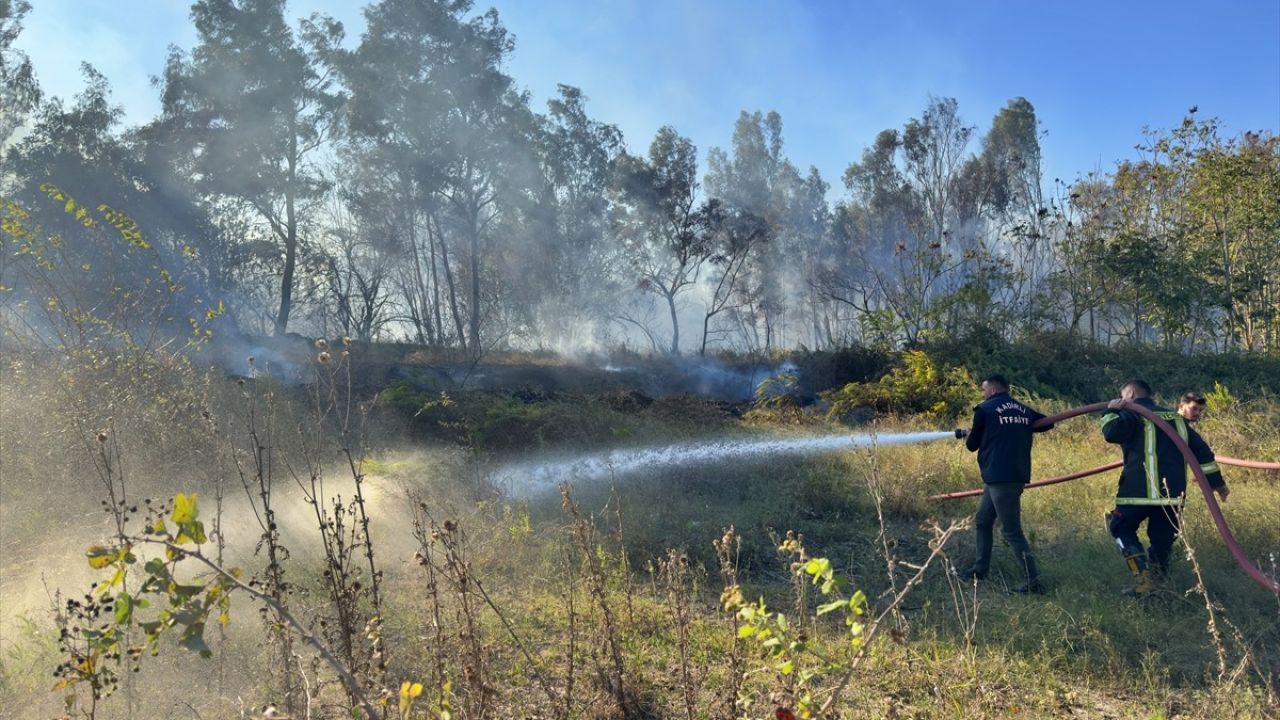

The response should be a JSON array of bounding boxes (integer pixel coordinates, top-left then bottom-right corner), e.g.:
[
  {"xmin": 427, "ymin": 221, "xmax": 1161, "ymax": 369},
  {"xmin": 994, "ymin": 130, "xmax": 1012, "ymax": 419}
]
[
  {"xmin": 973, "ymin": 482, "xmax": 1037, "ymax": 578},
  {"xmin": 1108, "ymin": 504, "xmax": 1181, "ymax": 573}
]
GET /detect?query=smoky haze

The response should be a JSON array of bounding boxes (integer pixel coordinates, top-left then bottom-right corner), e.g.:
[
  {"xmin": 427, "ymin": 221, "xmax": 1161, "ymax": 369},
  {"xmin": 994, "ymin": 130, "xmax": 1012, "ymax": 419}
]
[{"xmin": 8, "ymin": 0, "xmax": 1270, "ymax": 359}]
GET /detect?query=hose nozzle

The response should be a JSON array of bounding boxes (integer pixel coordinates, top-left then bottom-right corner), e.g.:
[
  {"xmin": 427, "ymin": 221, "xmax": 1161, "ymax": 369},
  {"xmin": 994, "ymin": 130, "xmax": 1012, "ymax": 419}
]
[{"xmin": 954, "ymin": 428, "xmax": 968, "ymax": 439}]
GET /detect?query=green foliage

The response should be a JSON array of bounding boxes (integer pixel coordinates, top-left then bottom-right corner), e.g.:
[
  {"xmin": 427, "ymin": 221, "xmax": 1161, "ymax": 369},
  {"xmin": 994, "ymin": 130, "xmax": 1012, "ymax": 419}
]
[
  {"xmin": 918, "ymin": 330, "xmax": 1280, "ymax": 403},
  {"xmin": 1205, "ymin": 381, "xmax": 1237, "ymax": 412},
  {"xmin": 822, "ymin": 349, "xmax": 975, "ymax": 424},
  {"xmin": 744, "ymin": 372, "xmax": 810, "ymax": 425},
  {"xmin": 56, "ymin": 493, "xmax": 235, "ymax": 711},
  {"xmin": 725, "ymin": 532, "xmax": 871, "ymax": 719}
]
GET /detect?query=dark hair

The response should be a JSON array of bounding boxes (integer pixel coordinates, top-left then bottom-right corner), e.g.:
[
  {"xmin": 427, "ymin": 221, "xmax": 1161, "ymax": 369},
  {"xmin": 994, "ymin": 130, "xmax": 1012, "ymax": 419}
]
[
  {"xmin": 1180, "ymin": 392, "xmax": 1206, "ymax": 406},
  {"xmin": 1122, "ymin": 379, "xmax": 1152, "ymax": 397},
  {"xmin": 983, "ymin": 374, "xmax": 1010, "ymax": 390}
]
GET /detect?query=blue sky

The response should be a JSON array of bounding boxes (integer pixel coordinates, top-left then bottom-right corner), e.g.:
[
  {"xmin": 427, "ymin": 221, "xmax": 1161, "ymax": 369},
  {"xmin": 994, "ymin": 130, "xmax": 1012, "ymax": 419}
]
[{"xmin": 15, "ymin": 0, "xmax": 1280, "ymax": 195}]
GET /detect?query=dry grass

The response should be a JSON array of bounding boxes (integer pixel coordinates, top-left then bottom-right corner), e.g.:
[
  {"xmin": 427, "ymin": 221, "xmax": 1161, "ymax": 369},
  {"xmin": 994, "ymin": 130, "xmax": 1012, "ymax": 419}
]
[{"xmin": 1, "ymin": 353, "xmax": 1277, "ymax": 719}]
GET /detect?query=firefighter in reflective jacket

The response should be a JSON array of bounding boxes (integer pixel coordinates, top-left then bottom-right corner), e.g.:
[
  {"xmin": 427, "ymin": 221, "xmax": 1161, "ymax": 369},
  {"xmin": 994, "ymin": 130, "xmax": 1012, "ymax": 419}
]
[{"xmin": 1100, "ymin": 379, "xmax": 1229, "ymax": 596}]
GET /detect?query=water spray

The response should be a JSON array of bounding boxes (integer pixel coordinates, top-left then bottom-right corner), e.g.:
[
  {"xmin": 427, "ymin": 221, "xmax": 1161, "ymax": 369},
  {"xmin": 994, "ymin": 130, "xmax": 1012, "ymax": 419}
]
[{"xmin": 491, "ymin": 430, "xmax": 957, "ymax": 497}]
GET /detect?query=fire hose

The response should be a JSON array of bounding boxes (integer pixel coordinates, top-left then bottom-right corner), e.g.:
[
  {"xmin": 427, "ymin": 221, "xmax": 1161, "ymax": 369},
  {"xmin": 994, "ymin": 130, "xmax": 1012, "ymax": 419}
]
[{"xmin": 929, "ymin": 400, "xmax": 1280, "ymax": 594}]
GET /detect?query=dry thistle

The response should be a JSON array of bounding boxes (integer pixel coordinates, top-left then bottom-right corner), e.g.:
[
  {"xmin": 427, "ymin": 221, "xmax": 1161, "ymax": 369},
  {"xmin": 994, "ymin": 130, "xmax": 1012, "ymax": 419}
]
[
  {"xmin": 318, "ymin": 351, "xmax": 331, "ymax": 364},
  {"xmin": 315, "ymin": 338, "xmax": 329, "ymax": 350}
]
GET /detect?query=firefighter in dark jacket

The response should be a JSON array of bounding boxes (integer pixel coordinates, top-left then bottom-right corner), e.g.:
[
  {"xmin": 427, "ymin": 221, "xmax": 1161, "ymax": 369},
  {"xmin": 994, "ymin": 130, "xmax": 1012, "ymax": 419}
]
[
  {"xmin": 955, "ymin": 374, "xmax": 1053, "ymax": 593},
  {"xmin": 1101, "ymin": 379, "xmax": 1229, "ymax": 596}
]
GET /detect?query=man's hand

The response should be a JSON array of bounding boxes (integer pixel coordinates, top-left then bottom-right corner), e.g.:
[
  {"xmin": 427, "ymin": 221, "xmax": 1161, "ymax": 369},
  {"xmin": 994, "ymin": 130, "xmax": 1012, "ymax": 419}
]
[
  {"xmin": 1107, "ymin": 398, "xmax": 1125, "ymax": 410},
  {"xmin": 954, "ymin": 428, "xmax": 969, "ymax": 439},
  {"xmin": 1214, "ymin": 485, "xmax": 1230, "ymax": 502}
]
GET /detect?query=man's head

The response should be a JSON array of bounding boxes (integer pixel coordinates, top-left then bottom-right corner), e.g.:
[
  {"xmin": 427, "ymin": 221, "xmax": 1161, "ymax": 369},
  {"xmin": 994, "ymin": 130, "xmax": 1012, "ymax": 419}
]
[
  {"xmin": 981, "ymin": 373, "xmax": 1009, "ymax": 399},
  {"xmin": 1120, "ymin": 379, "xmax": 1152, "ymax": 402},
  {"xmin": 1178, "ymin": 392, "xmax": 1207, "ymax": 422}
]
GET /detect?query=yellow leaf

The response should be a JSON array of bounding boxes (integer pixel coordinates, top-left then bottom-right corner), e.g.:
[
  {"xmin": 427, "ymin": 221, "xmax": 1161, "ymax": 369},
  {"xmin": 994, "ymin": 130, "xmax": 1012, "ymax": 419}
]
[
  {"xmin": 172, "ymin": 493, "xmax": 198, "ymax": 524},
  {"xmin": 87, "ymin": 545, "xmax": 114, "ymax": 569},
  {"xmin": 409, "ymin": 682, "xmax": 423, "ymax": 699}
]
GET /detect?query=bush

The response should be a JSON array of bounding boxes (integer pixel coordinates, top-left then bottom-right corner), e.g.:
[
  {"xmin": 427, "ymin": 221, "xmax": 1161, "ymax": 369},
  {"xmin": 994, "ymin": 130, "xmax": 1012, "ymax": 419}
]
[{"xmin": 822, "ymin": 349, "xmax": 975, "ymax": 425}]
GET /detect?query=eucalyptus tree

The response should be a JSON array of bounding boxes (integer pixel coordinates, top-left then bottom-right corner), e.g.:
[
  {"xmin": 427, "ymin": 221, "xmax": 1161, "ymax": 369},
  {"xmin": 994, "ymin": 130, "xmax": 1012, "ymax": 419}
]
[
  {"xmin": 1041, "ymin": 175, "xmax": 1113, "ymax": 340},
  {"xmin": 698, "ymin": 204, "xmax": 767, "ymax": 355},
  {"xmin": 155, "ymin": 0, "xmax": 345, "ymax": 336},
  {"xmin": 343, "ymin": 0, "xmax": 536, "ymax": 353},
  {"xmin": 614, "ymin": 127, "xmax": 723, "ymax": 355},
  {"xmin": 705, "ymin": 111, "xmax": 784, "ymax": 350},
  {"xmin": 0, "ymin": 0, "xmax": 40, "ymax": 154},
  {"xmin": 825, "ymin": 97, "xmax": 980, "ymax": 346},
  {"xmin": 529, "ymin": 84, "xmax": 624, "ymax": 348}
]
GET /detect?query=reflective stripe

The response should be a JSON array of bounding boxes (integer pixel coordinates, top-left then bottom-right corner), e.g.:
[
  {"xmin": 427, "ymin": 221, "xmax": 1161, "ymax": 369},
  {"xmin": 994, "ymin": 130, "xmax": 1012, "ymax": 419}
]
[
  {"xmin": 1165, "ymin": 413, "xmax": 1194, "ymax": 482},
  {"xmin": 1143, "ymin": 419, "xmax": 1160, "ymax": 500},
  {"xmin": 1116, "ymin": 496, "xmax": 1182, "ymax": 506},
  {"xmin": 1200, "ymin": 462, "xmax": 1220, "ymax": 474},
  {"xmin": 1100, "ymin": 413, "xmax": 1119, "ymax": 430}
]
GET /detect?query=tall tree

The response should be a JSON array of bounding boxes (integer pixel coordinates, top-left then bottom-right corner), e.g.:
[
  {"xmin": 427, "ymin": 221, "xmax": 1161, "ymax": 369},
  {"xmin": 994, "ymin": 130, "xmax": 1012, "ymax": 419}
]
[
  {"xmin": 1186, "ymin": 126, "xmax": 1280, "ymax": 352},
  {"xmin": 157, "ymin": 0, "xmax": 344, "ymax": 335},
  {"xmin": 614, "ymin": 127, "xmax": 721, "ymax": 355},
  {"xmin": 343, "ymin": 0, "xmax": 533, "ymax": 354},
  {"xmin": 529, "ymin": 84, "xmax": 624, "ymax": 347},
  {"xmin": 0, "ymin": 0, "xmax": 40, "ymax": 154},
  {"xmin": 831, "ymin": 97, "xmax": 976, "ymax": 347},
  {"xmin": 706, "ymin": 111, "xmax": 786, "ymax": 349}
]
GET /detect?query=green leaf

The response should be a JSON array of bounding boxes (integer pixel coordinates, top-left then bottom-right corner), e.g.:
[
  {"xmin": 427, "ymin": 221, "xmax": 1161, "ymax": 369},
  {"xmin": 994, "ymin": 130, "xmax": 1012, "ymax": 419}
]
[
  {"xmin": 737, "ymin": 625, "xmax": 755, "ymax": 639},
  {"xmin": 115, "ymin": 592, "xmax": 134, "ymax": 624},
  {"xmin": 780, "ymin": 661, "xmax": 794, "ymax": 675},
  {"xmin": 816, "ymin": 600, "xmax": 846, "ymax": 616},
  {"xmin": 803, "ymin": 558, "xmax": 830, "ymax": 577}
]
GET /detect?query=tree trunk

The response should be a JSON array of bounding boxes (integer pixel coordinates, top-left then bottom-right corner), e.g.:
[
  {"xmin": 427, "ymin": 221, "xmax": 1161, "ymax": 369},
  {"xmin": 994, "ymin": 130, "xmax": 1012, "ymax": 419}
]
[
  {"xmin": 434, "ymin": 213, "xmax": 467, "ymax": 351},
  {"xmin": 469, "ymin": 222, "xmax": 481, "ymax": 352},
  {"xmin": 274, "ymin": 125, "xmax": 299, "ymax": 336},
  {"xmin": 666, "ymin": 290, "xmax": 680, "ymax": 355}
]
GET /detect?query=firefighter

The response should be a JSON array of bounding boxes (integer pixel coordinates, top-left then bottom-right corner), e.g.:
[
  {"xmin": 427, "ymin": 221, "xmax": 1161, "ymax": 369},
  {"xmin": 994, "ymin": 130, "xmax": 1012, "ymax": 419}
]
[
  {"xmin": 954, "ymin": 374, "xmax": 1053, "ymax": 593},
  {"xmin": 1100, "ymin": 380, "xmax": 1229, "ymax": 596},
  {"xmin": 1177, "ymin": 391, "xmax": 1207, "ymax": 424}
]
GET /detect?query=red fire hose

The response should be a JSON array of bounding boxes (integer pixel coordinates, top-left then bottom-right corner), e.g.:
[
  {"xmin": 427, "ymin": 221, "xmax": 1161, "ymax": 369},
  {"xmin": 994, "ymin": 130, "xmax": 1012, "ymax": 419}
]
[
  {"xmin": 929, "ymin": 456, "xmax": 1276, "ymax": 501},
  {"xmin": 929, "ymin": 461, "xmax": 1124, "ymax": 500},
  {"xmin": 1217, "ymin": 456, "xmax": 1280, "ymax": 471},
  {"xmin": 930, "ymin": 400, "xmax": 1280, "ymax": 594}
]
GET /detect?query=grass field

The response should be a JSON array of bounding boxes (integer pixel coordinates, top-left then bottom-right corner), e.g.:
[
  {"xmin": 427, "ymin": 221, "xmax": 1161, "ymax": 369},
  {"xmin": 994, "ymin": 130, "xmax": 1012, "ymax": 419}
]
[{"xmin": 1, "ymin": 351, "xmax": 1277, "ymax": 719}]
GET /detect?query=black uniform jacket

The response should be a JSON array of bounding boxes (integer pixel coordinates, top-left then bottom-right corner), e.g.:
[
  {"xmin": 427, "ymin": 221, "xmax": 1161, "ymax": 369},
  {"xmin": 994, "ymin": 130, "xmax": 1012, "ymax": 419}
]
[
  {"xmin": 965, "ymin": 392, "xmax": 1050, "ymax": 485},
  {"xmin": 1099, "ymin": 397, "xmax": 1224, "ymax": 505}
]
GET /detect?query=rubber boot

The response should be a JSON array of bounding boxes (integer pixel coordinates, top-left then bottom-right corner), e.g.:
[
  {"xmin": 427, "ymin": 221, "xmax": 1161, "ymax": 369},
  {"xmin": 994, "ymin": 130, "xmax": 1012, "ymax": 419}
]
[
  {"xmin": 1011, "ymin": 554, "xmax": 1043, "ymax": 594},
  {"xmin": 1119, "ymin": 548, "xmax": 1155, "ymax": 597},
  {"xmin": 1124, "ymin": 569, "xmax": 1157, "ymax": 598}
]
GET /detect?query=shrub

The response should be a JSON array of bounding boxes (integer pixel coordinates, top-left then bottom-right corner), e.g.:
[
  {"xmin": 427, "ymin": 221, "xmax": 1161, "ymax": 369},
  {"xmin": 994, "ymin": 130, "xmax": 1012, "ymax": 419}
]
[{"xmin": 821, "ymin": 350, "xmax": 975, "ymax": 425}]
